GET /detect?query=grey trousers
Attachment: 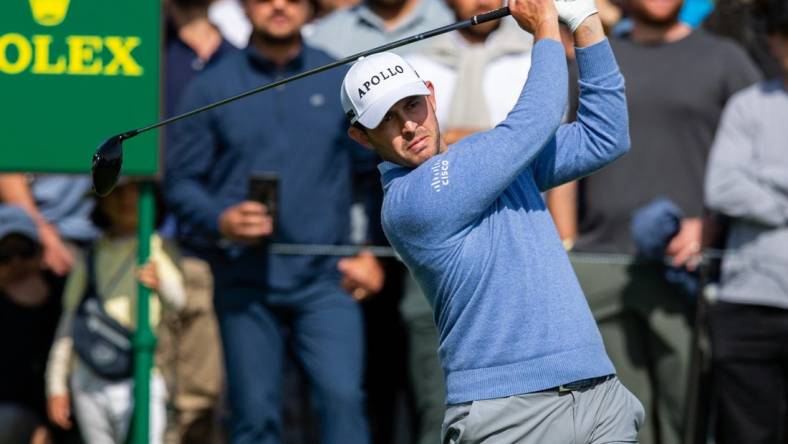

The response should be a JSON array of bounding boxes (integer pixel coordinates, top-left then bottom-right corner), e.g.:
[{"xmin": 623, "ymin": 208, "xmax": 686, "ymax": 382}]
[{"xmin": 441, "ymin": 376, "xmax": 644, "ymax": 444}]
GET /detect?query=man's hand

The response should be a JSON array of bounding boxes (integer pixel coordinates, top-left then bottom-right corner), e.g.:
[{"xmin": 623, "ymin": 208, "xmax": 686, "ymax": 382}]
[
  {"xmin": 666, "ymin": 217, "xmax": 703, "ymax": 271},
  {"xmin": 510, "ymin": 0, "xmax": 561, "ymax": 41},
  {"xmin": 218, "ymin": 201, "xmax": 273, "ymax": 243},
  {"xmin": 37, "ymin": 222, "xmax": 74, "ymax": 276},
  {"xmin": 554, "ymin": 0, "xmax": 598, "ymax": 32},
  {"xmin": 47, "ymin": 394, "xmax": 72, "ymax": 430},
  {"xmin": 337, "ymin": 251, "xmax": 385, "ymax": 301},
  {"xmin": 137, "ymin": 260, "xmax": 160, "ymax": 292}
]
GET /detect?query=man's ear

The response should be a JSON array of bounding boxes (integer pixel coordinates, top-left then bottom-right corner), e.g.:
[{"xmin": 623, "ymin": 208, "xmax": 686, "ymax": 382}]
[
  {"xmin": 348, "ymin": 126, "xmax": 374, "ymax": 150},
  {"xmin": 424, "ymin": 80, "xmax": 437, "ymax": 112}
]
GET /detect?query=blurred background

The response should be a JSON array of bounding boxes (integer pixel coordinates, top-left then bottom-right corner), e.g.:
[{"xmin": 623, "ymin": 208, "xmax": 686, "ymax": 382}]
[{"xmin": 1, "ymin": 0, "xmax": 787, "ymax": 443}]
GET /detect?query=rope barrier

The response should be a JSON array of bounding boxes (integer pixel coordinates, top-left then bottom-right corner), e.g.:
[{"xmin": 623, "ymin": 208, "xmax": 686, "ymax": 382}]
[
  {"xmin": 268, "ymin": 243, "xmax": 399, "ymax": 258},
  {"xmin": 265, "ymin": 243, "xmax": 787, "ymax": 267}
]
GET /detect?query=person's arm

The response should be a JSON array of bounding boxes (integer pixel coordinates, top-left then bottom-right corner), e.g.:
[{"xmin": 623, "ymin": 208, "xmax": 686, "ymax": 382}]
[
  {"xmin": 0, "ymin": 174, "xmax": 74, "ymax": 275},
  {"xmin": 46, "ymin": 325, "xmax": 74, "ymax": 430},
  {"xmin": 338, "ymin": 138, "xmax": 386, "ymax": 300},
  {"xmin": 164, "ymin": 82, "xmax": 227, "ymax": 236},
  {"xmin": 386, "ymin": 6, "xmax": 565, "ymax": 241},
  {"xmin": 705, "ymin": 92, "xmax": 788, "ymax": 227},
  {"xmin": 350, "ymin": 136, "xmax": 385, "ymax": 244},
  {"xmin": 0, "ymin": 174, "xmax": 37, "ymax": 213},
  {"xmin": 45, "ymin": 254, "xmax": 87, "ymax": 430},
  {"xmin": 531, "ymin": 15, "xmax": 629, "ymax": 191},
  {"xmin": 165, "ymin": 81, "xmax": 273, "ymax": 244},
  {"xmin": 45, "ymin": 313, "xmax": 74, "ymax": 400},
  {"xmin": 140, "ymin": 237, "xmax": 186, "ymax": 311}
]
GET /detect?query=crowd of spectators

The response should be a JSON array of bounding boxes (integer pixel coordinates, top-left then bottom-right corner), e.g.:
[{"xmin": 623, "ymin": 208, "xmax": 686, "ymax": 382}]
[{"xmin": 0, "ymin": 0, "xmax": 786, "ymax": 443}]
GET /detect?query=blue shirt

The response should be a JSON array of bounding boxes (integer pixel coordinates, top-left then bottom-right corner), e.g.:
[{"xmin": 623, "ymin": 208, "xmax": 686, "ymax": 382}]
[
  {"xmin": 161, "ymin": 23, "xmax": 237, "ymax": 243},
  {"xmin": 165, "ymin": 43, "xmax": 370, "ymax": 290},
  {"xmin": 379, "ymin": 39, "xmax": 627, "ymax": 404}
]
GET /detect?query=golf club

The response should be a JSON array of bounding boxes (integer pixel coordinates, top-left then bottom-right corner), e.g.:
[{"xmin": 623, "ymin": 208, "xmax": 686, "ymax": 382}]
[{"xmin": 91, "ymin": 6, "xmax": 511, "ymax": 196}]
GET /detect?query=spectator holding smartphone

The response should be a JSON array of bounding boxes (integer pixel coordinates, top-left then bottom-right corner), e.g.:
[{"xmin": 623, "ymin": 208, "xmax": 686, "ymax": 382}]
[{"xmin": 164, "ymin": 0, "xmax": 384, "ymax": 442}]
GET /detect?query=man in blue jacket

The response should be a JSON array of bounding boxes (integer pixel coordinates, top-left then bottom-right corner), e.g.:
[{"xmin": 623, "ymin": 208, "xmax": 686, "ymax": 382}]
[
  {"xmin": 343, "ymin": 0, "xmax": 642, "ymax": 440},
  {"xmin": 164, "ymin": 0, "xmax": 383, "ymax": 442}
]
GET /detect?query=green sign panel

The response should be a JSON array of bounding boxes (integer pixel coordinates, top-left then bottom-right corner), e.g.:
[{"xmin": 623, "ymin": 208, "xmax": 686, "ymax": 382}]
[{"xmin": 0, "ymin": 0, "xmax": 160, "ymax": 175}]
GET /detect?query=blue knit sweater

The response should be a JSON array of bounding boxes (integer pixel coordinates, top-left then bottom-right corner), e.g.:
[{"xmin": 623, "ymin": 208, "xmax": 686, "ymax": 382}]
[{"xmin": 379, "ymin": 38, "xmax": 628, "ymax": 404}]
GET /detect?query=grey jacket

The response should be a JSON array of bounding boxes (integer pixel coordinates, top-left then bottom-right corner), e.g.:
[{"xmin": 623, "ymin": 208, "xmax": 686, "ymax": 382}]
[{"xmin": 705, "ymin": 80, "xmax": 788, "ymax": 309}]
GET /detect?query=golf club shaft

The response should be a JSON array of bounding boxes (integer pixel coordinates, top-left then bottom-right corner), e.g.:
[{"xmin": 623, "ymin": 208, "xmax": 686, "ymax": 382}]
[{"xmin": 126, "ymin": 6, "xmax": 511, "ymax": 138}]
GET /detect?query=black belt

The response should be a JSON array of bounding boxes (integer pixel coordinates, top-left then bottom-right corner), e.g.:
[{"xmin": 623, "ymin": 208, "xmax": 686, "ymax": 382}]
[{"xmin": 548, "ymin": 374, "xmax": 614, "ymax": 393}]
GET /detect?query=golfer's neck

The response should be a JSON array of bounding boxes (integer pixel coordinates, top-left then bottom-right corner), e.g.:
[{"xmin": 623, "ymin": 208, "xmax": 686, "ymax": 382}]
[
  {"xmin": 251, "ymin": 35, "xmax": 303, "ymax": 69},
  {"xmin": 437, "ymin": 136, "xmax": 449, "ymax": 155}
]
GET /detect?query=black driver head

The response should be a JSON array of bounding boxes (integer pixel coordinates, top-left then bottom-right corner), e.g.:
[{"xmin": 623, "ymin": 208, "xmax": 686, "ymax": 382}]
[{"xmin": 91, "ymin": 133, "xmax": 126, "ymax": 197}]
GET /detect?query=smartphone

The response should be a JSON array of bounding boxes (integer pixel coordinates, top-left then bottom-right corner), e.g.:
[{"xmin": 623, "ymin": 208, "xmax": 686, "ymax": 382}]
[{"xmin": 247, "ymin": 172, "xmax": 279, "ymax": 226}]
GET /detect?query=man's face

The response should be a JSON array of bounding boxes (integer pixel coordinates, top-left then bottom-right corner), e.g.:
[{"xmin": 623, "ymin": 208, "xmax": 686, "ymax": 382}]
[
  {"xmin": 628, "ymin": 0, "xmax": 683, "ymax": 26},
  {"xmin": 448, "ymin": 0, "xmax": 503, "ymax": 37},
  {"xmin": 244, "ymin": 0, "xmax": 312, "ymax": 41},
  {"xmin": 769, "ymin": 33, "xmax": 788, "ymax": 76},
  {"xmin": 349, "ymin": 82, "xmax": 443, "ymax": 168}
]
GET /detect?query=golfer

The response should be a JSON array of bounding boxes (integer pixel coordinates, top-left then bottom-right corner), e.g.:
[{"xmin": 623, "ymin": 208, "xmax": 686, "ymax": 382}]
[{"xmin": 341, "ymin": 0, "xmax": 643, "ymax": 441}]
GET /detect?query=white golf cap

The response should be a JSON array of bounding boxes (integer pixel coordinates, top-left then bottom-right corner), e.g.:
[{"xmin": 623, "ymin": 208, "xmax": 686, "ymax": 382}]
[{"xmin": 341, "ymin": 52, "xmax": 430, "ymax": 129}]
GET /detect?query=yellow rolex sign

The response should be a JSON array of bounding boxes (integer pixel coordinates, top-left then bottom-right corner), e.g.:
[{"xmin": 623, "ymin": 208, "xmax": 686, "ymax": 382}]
[{"xmin": 0, "ymin": 0, "xmax": 160, "ymax": 175}]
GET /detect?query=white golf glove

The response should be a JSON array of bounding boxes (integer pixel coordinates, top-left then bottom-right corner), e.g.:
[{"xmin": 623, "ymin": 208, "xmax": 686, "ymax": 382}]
[{"xmin": 554, "ymin": 0, "xmax": 598, "ymax": 32}]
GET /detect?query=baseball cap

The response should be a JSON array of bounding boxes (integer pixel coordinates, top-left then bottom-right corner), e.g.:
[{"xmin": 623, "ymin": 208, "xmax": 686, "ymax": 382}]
[
  {"xmin": 0, "ymin": 205, "xmax": 39, "ymax": 243},
  {"xmin": 341, "ymin": 52, "xmax": 431, "ymax": 129}
]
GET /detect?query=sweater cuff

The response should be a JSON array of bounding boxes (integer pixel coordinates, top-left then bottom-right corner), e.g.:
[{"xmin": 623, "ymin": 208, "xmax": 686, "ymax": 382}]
[{"xmin": 575, "ymin": 38, "xmax": 618, "ymax": 80}]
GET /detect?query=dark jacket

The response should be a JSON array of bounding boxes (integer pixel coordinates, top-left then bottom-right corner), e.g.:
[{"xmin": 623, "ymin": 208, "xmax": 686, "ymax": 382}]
[{"xmin": 165, "ymin": 43, "xmax": 378, "ymax": 290}]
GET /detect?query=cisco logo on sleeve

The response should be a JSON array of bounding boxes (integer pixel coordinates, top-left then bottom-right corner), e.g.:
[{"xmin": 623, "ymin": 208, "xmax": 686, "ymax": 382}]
[{"xmin": 430, "ymin": 159, "xmax": 449, "ymax": 192}]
